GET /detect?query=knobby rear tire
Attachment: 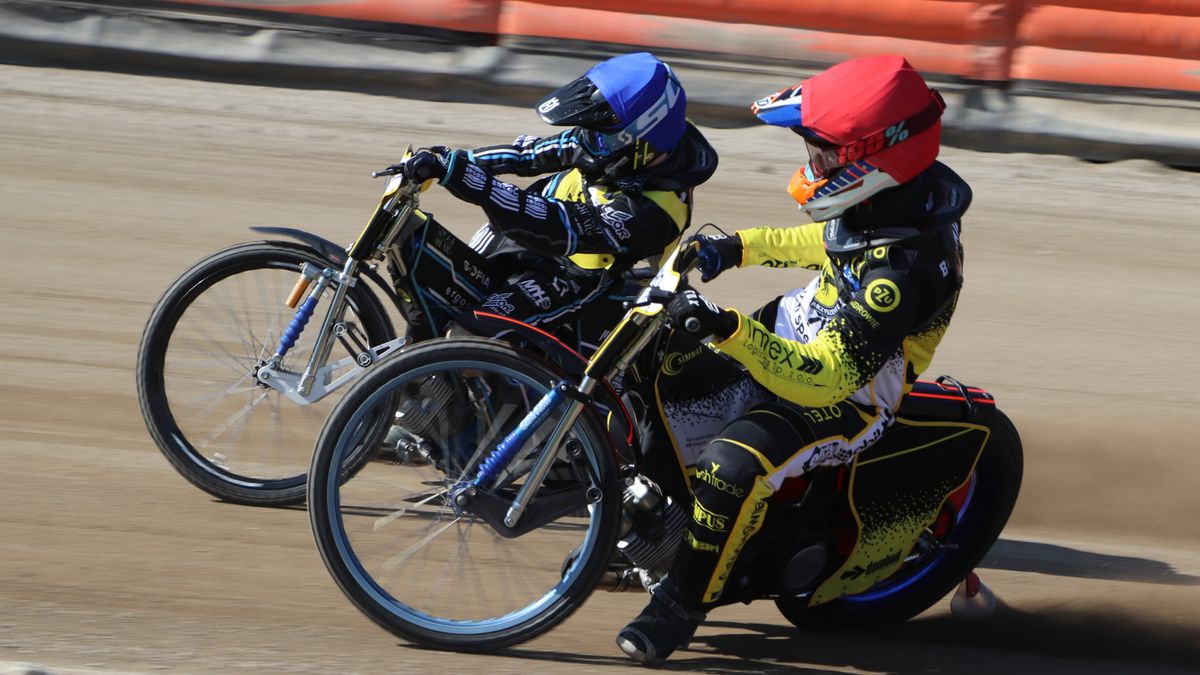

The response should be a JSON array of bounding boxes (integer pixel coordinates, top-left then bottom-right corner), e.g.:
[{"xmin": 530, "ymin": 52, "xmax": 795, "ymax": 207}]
[{"xmin": 776, "ymin": 409, "xmax": 1023, "ymax": 629}]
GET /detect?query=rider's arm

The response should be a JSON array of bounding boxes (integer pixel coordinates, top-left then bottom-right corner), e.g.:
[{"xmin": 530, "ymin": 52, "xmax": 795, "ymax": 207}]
[
  {"xmin": 711, "ymin": 266, "xmax": 919, "ymax": 407},
  {"xmin": 736, "ymin": 223, "xmax": 827, "ymax": 271},
  {"xmin": 439, "ymin": 150, "xmax": 682, "ymax": 262},
  {"xmin": 464, "ymin": 132, "xmax": 579, "ymax": 176}
]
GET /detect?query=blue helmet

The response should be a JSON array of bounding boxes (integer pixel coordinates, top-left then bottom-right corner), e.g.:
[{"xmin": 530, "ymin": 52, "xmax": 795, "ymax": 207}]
[{"xmin": 536, "ymin": 52, "xmax": 687, "ymax": 181}]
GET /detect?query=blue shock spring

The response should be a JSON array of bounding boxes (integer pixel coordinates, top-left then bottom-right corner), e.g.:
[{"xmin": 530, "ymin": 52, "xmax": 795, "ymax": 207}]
[
  {"xmin": 472, "ymin": 385, "xmax": 566, "ymax": 489},
  {"xmin": 275, "ymin": 295, "xmax": 319, "ymax": 357}
]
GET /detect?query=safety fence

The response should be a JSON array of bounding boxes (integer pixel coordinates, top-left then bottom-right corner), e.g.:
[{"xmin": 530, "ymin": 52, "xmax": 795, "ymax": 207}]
[{"xmin": 162, "ymin": 0, "xmax": 1200, "ymax": 93}]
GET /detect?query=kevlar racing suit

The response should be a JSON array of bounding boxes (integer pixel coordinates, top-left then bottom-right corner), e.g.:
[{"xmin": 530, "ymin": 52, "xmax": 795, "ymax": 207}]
[
  {"xmin": 670, "ymin": 161, "xmax": 971, "ymax": 605},
  {"xmin": 441, "ymin": 124, "xmax": 718, "ymax": 354}
]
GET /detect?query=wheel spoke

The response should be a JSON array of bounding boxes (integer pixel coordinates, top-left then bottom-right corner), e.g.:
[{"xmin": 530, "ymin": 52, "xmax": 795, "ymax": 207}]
[
  {"xmin": 380, "ymin": 515, "xmax": 463, "ymax": 571},
  {"xmin": 372, "ymin": 487, "xmax": 451, "ymax": 530},
  {"xmin": 310, "ymin": 345, "xmax": 618, "ymax": 648},
  {"xmin": 196, "ymin": 387, "xmax": 272, "ymax": 449},
  {"xmin": 140, "ymin": 243, "xmax": 394, "ymax": 502}
]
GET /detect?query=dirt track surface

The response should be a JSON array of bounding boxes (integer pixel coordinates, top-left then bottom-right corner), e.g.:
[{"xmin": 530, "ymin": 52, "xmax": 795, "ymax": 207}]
[{"xmin": 2, "ymin": 65, "xmax": 1200, "ymax": 674}]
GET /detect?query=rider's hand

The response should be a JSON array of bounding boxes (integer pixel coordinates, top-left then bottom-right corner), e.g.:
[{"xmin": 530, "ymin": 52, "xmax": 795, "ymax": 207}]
[
  {"xmin": 678, "ymin": 233, "xmax": 742, "ymax": 282},
  {"xmin": 399, "ymin": 148, "xmax": 448, "ymax": 183},
  {"xmin": 667, "ymin": 289, "xmax": 738, "ymax": 340}
]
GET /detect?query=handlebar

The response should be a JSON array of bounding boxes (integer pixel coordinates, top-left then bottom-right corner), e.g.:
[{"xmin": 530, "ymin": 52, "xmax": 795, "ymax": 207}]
[{"xmin": 372, "ymin": 166, "xmax": 403, "ymax": 178}]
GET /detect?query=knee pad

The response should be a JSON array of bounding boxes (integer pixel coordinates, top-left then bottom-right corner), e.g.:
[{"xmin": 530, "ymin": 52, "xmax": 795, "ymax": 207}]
[{"xmin": 692, "ymin": 441, "xmax": 766, "ymax": 502}]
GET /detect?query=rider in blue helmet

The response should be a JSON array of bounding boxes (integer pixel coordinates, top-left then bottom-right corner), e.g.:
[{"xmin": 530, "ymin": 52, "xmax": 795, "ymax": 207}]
[{"xmin": 397, "ymin": 52, "xmax": 718, "ymax": 350}]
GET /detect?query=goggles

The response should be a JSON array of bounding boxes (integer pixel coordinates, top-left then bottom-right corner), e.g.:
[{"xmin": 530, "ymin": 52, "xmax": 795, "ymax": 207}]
[
  {"xmin": 797, "ymin": 133, "xmax": 841, "ymax": 179},
  {"xmin": 580, "ymin": 128, "xmax": 629, "ymax": 158},
  {"xmin": 793, "ymin": 89, "xmax": 946, "ymax": 179},
  {"xmin": 787, "ymin": 164, "xmax": 827, "ymax": 206}
]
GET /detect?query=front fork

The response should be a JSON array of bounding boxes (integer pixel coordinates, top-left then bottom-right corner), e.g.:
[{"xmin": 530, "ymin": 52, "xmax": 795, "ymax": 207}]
[
  {"xmin": 455, "ymin": 313, "xmax": 661, "ymax": 529},
  {"xmin": 454, "ymin": 372, "xmax": 607, "ymax": 530},
  {"xmin": 254, "ymin": 257, "xmax": 406, "ymax": 405}
]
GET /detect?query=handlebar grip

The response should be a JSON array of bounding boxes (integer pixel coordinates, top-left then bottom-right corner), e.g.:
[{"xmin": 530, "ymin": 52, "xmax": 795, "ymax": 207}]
[{"xmin": 683, "ymin": 317, "xmax": 701, "ymax": 333}]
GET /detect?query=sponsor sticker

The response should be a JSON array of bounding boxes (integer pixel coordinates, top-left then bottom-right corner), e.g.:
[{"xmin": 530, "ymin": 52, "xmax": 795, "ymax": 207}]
[{"xmin": 865, "ymin": 279, "xmax": 900, "ymax": 312}]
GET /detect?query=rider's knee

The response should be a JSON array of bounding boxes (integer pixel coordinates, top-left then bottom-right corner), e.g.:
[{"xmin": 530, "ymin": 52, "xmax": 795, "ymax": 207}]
[{"xmin": 692, "ymin": 439, "xmax": 767, "ymax": 502}]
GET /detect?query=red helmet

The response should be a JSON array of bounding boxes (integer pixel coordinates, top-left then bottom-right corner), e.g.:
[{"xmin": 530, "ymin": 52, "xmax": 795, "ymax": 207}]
[{"xmin": 752, "ymin": 55, "xmax": 945, "ymax": 222}]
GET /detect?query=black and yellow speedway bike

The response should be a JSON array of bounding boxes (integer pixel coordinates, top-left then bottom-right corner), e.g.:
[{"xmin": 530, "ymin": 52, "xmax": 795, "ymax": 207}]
[
  {"xmin": 306, "ymin": 235, "xmax": 1024, "ymax": 651},
  {"xmin": 136, "ymin": 149, "xmax": 628, "ymax": 506}
]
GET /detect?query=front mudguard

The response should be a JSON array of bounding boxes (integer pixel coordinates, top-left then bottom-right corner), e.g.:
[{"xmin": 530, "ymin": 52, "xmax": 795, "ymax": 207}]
[
  {"xmin": 250, "ymin": 226, "xmax": 347, "ymax": 265},
  {"xmin": 249, "ymin": 226, "xmax": 400, "ymax": 316}
]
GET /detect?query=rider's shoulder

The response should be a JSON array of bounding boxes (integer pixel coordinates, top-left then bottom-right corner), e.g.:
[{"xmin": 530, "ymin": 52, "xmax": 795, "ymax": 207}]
[{"xmin": 923, "ymin": 161, "xmax": 972, "ymax": 226}]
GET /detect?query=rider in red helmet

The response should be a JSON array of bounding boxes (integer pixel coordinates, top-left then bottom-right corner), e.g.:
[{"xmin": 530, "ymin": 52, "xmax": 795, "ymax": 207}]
[{"xmin": 616, "ymin": 55, "xmax": 972, "ymax": 667}]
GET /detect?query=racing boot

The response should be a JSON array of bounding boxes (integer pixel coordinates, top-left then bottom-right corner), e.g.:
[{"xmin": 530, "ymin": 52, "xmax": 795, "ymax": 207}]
[{"xmin": 615, "ymin": 578, "xmax": 705, "ymax": 667}]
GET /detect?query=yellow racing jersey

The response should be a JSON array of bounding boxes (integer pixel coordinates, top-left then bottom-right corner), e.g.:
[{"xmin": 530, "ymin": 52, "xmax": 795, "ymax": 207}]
[{"xmin": 713, "ymin": 219, "xmax": 962, "ymax": 414}]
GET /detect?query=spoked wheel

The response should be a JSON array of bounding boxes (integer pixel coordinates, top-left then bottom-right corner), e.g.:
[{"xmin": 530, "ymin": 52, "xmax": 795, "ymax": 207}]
[
  {"xmin": 308, "ymin": 338, "xmax": 620, "ymax": 652},
  {"xmin": 776, "ymin": 410, "xmax": 1023, "ymax": 629},
  {"xmin": 136, "ymin": 240, "xmax": 397, "ymax": 506}
]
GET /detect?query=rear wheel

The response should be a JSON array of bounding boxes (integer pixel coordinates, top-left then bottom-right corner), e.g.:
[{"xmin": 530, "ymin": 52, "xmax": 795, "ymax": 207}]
[
  {"xmin": 776, "ymin": 410, "xmax": 1023, "ymax": 629},
  {"xmin": 136, "ymin": 240, "xmax": 397, "ymax": 506},
  {"xmin": 308, "ymin": 338, "xmax": 621, "ymax": 651}
]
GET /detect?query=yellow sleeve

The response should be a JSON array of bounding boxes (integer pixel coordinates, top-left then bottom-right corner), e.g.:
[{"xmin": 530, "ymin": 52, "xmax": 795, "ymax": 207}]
[
  {"xmin": 710, "ymin": 314, "xmax": 855, "ymax": 407},
  {"xmin": 736, "ymin": 223, "xmax": 827, "ymax": 270}
]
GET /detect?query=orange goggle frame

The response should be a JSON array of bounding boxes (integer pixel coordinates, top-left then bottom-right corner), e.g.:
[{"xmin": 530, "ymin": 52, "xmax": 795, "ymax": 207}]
[{"xmin": 787, "ymin": 166, "xmax": 827, "ymax": 206}]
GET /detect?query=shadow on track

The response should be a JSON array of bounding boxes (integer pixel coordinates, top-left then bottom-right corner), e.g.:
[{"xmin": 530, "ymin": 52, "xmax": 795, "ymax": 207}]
[
  {"xmin": 691, "ymin": 603, "xmax": 1200, "ymax": 674},
  {"xmin": 444, "ymin": 600, "xmax": 1200, "ymax": 674},
  {"xmin": 982, "ymin": 538, "xmax": 1200, "ymax": 586}
]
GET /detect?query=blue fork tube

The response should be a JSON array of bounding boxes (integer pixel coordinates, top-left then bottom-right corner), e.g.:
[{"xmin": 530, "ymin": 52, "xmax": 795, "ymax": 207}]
[
  {"xmin": 502, "ymin": 396, "xmax": 587, "ymax": 528},
  {"xmin": 274, "ymin": 274, "xmax": 332, "ymax": 359},
  {"xmin": 476, "ymin": 374, "xmax": 602, "ymax": 528},
  {"xmin": 472, "ymin": 384, "xmax": 568, "ymax": 490}
]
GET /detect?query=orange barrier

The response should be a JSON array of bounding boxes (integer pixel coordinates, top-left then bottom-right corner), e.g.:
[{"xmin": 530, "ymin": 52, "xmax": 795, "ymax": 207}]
[
  {"xmin": 157, "ymin": 0, "xmax": 1200, "ymax": 93},
  {"xmin": 1038, "ymin": 0, "xmax": 1200, "ymax": 15},
  {"xmin": 1019, "ymin": 5, "xmax": 1200, "ymax": 60},
  {"xmin": 1012, "ymin": 46, "xmax": 1200, "ymax": 92},
  {"xmin": 505, "ymin": 0, "xmax": 975, "ymax": 44},
  {"xmin": 1013, "ymin": 3, "xmax": 1200, "ymax": 92},
  {"xmin": 498, "ymin": 2, "xmax": 977, "ymax": 78},
  {"xmin": 170, "ymin": 0, "xmax": 503, "ymax": 34},
  {"xmin": 498, "ymin": 1, "xmax": 1025, "ymax": 81},
  {"xmin": 499, "ymin": 0, "xmax": 1200, "ymax": 92}
]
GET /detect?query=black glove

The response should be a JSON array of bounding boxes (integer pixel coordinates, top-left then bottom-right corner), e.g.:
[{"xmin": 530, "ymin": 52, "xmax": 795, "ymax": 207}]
[
  {"xmin": 678, "ymin": 233, "xmax": 742, "ymax": 282},
  {"xmin": 667, "ymin": 289, "xmax": 738, "ymax": 340},
  {"xmin": 399, "ymin": 148, "xmax": 448, "ymax": 183}
]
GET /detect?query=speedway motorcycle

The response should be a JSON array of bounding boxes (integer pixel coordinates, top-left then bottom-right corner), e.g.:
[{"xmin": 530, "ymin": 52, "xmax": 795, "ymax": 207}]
[
  {"xmin": 136, "ymin": 148, "xmax": 623, "ymax": 506},
  {"xmin": 306, "ymin": 232, "xmax": 1023, "ymax": 651}
]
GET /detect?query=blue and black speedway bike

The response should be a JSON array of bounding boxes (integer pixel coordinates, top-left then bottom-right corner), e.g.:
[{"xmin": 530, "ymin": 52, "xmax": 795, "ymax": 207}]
[
  {"xmin": 306, "ymin": 231, "xmax": 1024, "ymax": 651},
  {"xmin": 136, "ymin": 148, "xmax": 627, "ymax": 506}
]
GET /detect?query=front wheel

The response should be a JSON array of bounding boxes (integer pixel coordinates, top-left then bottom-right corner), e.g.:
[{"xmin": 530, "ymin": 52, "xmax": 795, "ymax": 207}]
[
  {"xmin": 776, "ymin": 409, "xmax": 1023, "ymax": 629},
  {"xmin": 308, "ymin": 338, "xmax": 621, "ymax": 651},
  {"xmin": 136, "ymin": 240, "xmax": 397, "ymax": 506}
]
